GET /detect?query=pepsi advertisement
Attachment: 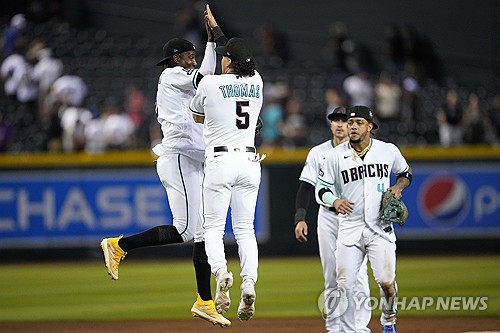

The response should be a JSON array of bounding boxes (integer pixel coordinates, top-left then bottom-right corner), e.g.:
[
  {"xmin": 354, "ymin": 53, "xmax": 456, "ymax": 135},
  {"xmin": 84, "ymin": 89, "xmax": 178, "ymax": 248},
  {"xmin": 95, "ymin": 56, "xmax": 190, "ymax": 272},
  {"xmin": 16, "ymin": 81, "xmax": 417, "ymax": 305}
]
[
  {"xmin": 396, "ymin": 163, "xmax": 500, "ymax": 239},
  {"xmin": 0, "ymin": 169, "xmax": 269, "ymax": 248}
]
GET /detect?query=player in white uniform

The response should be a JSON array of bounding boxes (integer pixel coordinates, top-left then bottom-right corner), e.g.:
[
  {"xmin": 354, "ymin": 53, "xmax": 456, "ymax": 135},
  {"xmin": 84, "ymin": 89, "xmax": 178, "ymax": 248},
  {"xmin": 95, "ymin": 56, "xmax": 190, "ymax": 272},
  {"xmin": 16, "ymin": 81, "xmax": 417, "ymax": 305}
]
[
  {"xmin": 295, "ymin": 107, "xmax": 371, "ymax": 333},
  {"xmin": 316, "ymin": 106, "xmax": 412, "ymax": 333},
  {"xmin": 100, "ymin": 5, "xmax": 231, "ymax": 327},
  {"xmin": 190, "ymin": 37, "xmax": 263, "ymax": 321}
]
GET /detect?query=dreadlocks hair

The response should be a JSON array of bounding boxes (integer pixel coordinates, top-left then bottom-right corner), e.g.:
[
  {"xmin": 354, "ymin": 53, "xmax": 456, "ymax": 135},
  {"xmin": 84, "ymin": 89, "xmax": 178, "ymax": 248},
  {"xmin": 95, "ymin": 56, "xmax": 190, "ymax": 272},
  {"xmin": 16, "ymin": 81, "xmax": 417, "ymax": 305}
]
[{"xmin": 233, "ymin": 59, "xmax": 257, "ymax": 77}]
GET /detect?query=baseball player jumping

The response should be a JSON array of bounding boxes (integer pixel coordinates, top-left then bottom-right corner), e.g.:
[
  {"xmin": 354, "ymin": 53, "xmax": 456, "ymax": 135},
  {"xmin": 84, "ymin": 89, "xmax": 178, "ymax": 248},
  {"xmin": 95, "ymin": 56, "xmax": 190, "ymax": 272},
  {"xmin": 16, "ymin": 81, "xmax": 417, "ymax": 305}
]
[
  {"xmin": 190, "ymin": 37, "xmax": 264, "ymax": 321},
  {"xmin": 100, "ymin": 5, "xmax": 232, "ymax": 327},
  {"xmin": 316, "ymin": 106, "xmax": 412, "ymax": 333},
  {"xmin": 295, "ymin": 106, "xmax": 371, "ymax": 333}
]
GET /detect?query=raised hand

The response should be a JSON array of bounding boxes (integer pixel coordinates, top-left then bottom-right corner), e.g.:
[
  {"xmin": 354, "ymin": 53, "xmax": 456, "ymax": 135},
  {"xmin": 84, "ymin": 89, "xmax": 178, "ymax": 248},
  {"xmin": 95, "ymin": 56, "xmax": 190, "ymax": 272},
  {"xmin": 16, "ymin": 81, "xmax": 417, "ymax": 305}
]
[{"xmin": 204, "ymin": 4, "xmax": 218, "ymax": 29}]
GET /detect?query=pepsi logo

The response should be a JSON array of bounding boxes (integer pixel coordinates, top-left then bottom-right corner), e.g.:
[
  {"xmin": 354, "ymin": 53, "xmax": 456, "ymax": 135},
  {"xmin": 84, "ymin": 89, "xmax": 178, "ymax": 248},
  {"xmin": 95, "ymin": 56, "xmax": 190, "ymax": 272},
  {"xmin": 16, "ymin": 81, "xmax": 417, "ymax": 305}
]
[{"xmin": 419, "ymin": 175, "xmax": 470, "ymax": 227}]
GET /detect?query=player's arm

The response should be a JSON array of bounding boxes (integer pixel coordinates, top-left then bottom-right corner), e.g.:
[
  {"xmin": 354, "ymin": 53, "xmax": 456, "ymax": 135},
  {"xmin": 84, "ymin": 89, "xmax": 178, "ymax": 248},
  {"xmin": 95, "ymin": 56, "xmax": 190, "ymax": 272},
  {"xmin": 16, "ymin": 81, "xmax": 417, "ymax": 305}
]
[
  {"xmin": 294, "ymin": 180, "xmax": 314, "ymax": 243},
  {"xmin": 315, "ymin": 177, "xmax": 354, "ymax": 215},
  {"xmin": 388, "ymin": 167, "xmax": 412, "ymax": 200},
  {"xmin": 190, "ymin": 81, "xmax": 206, "ymax": 124}
]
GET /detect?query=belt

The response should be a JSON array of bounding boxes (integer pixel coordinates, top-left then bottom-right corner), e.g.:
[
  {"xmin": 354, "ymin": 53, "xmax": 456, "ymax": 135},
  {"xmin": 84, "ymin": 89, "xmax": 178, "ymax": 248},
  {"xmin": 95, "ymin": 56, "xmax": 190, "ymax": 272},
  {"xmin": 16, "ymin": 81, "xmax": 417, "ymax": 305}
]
[{"xmin": 213, "ymin": 146, "xmax": 256, "ymax": 153}]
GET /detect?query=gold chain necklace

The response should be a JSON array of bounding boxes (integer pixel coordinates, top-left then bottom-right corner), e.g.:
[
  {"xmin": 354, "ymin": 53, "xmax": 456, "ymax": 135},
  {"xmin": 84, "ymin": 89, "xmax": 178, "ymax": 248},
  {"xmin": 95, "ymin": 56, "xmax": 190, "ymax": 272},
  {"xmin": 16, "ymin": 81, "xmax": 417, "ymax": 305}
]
[{"xmin": 352, "ymin": 139, "xmax": 372, "ymax": 159}]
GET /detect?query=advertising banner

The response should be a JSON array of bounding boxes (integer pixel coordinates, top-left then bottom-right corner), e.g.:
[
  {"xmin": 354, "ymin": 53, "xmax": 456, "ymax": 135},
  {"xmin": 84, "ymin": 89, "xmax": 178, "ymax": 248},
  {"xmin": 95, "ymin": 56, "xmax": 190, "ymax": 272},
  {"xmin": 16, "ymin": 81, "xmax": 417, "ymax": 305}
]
[
  {"xmin": 0, "ymin": 169, "xmax": 269, "ymax": 248},
  {"xmin": 395, "ymin": 164, "xmax": 500, "ymax": 239}
]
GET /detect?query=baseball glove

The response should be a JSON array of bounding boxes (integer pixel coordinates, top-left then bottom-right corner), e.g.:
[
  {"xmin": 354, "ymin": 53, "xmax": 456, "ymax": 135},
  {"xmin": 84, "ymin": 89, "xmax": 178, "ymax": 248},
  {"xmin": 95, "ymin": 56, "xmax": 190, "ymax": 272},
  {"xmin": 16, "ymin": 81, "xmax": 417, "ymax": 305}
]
[
  {"xmin": 255, "ymin": 116, "xmax": 263, "ymax": 134},
  {"xmin": 380, "ymin": 191, "xmax": 408, "ymax": 227}
]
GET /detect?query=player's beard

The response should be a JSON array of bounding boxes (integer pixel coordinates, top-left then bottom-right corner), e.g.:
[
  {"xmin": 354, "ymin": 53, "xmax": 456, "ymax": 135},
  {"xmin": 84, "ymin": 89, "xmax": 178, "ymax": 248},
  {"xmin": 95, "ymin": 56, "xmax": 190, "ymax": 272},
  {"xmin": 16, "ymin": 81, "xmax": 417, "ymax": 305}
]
[{"xmin": 349, "ymin": 132, "xmax": 361, "ymax": 143}]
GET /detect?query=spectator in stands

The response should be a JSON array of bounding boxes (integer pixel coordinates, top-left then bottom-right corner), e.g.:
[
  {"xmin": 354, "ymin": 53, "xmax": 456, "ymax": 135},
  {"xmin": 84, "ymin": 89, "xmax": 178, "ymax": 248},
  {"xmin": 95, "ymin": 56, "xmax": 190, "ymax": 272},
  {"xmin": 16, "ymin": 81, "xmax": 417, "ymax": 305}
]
[
  {"xmin": 260, "ymin": 82, "xmax": 287, "ymax": 148},
  {"xmin": 56, "ymin": 72, "xmax": 91, "ymax": 152},
  {"xmin": 124, "ymin": 85, "xmax": 148, "ymax": 149},
  {"xmin": 487, "ymin": 93, "xmax": 500, "ymax": 142},
  {"xmin": 32, "ymin": 47, "xmax": 63, "ymax": 116},
  {"xmin": 279, "ymin": 95, "xmax": 309, "ymax": 147},
  {"xmin": 100, "ymin": 97, "xmax": 134, "ymax": 151},
  {"xmin": 324, "ymin": 85, "xmax": 345, "ymax": 122},
  {"xmin": 1, "ymin": 13, "xmax": 26, "ymax": 58},
  {"xmin": 343, "ymin": 70, "xmax": 374, "ymax": 108},
  {"xmin": 41, "ymin": 99, "xmax": 63, "ymax": 152},
  {"xmin": 462, "ymin": 92, "xmax": 496, "ymax": 144},
  {"xmin": 50, "ymin": 74, "xmax": 88, "ymax": 108},
  {"xmin": 15, "ymin": 42, "xmax": 39, "ymax": 115},
  {"xmin": 400, "ymin": 75, "xmax": 420, "ymax": 121},
  {"xmin": 437, "ymin": 88, "xmax": 463, "ymax": 146},
  {"xmin": 374, "ymin": 71, "xmax": 402, "ymax": 120},
  {"xmin": 0, "ymin": 47, "xmax": 25, "ymax": 101}
]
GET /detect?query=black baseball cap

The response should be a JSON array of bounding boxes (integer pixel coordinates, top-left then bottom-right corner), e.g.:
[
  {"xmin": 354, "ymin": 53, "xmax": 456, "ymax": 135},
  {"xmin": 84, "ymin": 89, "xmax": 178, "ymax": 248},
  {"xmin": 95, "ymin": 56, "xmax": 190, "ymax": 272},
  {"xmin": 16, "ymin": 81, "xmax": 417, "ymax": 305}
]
[
  {"xmin": 327, "ymin": 106, "xmax": 348, "ymax": 121},
  {"xmin": 216, "ymin": 38, "xmax": 252, "ymax": 62},
  {"xmin": 156, "ymin": 38, "xmax": 195, "ymax": 66},
  {"xmin": 347, "ymin": 105, "xmax": 378, "ymax": 129}
]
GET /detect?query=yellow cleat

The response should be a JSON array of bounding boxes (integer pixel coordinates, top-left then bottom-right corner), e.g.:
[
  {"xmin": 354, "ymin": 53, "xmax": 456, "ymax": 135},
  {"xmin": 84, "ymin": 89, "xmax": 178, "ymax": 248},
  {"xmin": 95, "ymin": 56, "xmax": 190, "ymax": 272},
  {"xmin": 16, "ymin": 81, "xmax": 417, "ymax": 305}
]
[
  {"xmin": 191, "ymin": 294, "xmax": 231, "ymax": 327},
  {"xmin": 100, "ymin": 236, "xmax": 126, "ymax": 280}
]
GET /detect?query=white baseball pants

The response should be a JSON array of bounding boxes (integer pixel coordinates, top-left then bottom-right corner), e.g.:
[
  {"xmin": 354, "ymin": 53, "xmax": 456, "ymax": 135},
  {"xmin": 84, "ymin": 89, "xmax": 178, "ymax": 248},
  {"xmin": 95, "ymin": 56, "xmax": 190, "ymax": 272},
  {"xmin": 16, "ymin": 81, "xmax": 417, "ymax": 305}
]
[
  {"xmin": 156, "ymin": 153, "xmax": 204, "ymax": 242},
  {"xmin": 202, "ymin": 150, "xmax": 261, "ymax": 282},
  {"xmin": 336, "ymin": 227, "xmax": 397, "ymax": 333}
]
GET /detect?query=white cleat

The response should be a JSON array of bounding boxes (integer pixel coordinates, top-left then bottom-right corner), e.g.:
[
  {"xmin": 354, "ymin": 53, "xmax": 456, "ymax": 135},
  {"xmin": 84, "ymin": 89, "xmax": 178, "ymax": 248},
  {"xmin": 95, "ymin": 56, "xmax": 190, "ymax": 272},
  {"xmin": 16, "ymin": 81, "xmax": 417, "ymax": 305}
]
[
  {"xmin": 214, "ymin": 270, "xmax": 233, "ymax": 315},
  {"xmin": 237, "ymin": 279, "xmax": 256, "ymax": 321}
]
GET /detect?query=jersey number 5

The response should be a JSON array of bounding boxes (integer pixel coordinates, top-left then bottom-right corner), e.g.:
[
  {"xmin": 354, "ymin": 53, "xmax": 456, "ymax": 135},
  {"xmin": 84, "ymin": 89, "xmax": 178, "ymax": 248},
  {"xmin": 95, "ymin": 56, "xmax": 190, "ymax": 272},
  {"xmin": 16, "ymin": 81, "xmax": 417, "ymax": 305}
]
[{"xmin": 236, "ymin": 101, "xmax": 249, "ymax": 129}]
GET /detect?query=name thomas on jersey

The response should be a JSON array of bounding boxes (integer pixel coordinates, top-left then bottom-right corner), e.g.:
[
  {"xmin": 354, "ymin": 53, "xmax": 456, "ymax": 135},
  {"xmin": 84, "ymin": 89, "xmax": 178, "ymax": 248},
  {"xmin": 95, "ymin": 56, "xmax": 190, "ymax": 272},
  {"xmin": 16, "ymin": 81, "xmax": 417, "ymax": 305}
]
[{"xmin": 218, "ymin": 83, "xmax": 261, "ymax": 99}]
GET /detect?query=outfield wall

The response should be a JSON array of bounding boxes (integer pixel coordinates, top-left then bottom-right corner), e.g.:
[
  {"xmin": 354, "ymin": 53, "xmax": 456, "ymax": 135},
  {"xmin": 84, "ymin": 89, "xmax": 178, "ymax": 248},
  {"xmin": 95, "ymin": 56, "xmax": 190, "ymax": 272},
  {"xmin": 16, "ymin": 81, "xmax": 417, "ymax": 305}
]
[{"xmin": 0, "ymin": 147, "xmax": 499, "ymax": 260}]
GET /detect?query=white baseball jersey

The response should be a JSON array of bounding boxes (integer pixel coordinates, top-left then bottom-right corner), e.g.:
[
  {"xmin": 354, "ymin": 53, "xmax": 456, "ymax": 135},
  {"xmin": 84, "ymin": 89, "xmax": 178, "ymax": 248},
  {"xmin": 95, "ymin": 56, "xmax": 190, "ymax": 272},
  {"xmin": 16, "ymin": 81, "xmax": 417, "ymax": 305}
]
[
  {"xmin": 190, "ymin": 71, "xmax": 263, "ymax": 149},
  {"xmin": 318, "ymin": 138, "xmax": 409, "ymax": 245},
  {"xmin": 152, "ymin": 42, "xmax": 216, "ymax": 162}
]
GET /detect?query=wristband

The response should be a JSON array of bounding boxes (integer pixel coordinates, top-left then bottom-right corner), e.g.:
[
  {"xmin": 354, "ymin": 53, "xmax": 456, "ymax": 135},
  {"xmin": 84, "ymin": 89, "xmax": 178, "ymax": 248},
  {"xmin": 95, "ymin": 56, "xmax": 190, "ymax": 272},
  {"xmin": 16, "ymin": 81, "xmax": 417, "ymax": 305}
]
[
  {"xmin": 397, "ymin": 171, "xmax": 412, "ymax": 184},
  {"xmin": 318, "ymin": 188, "xmax": 338, "ymax": 206},
  {"xmin": 294, "ymin": 208, "xmax": 307, "ymax": 225},
  {"xmin": 213, "ymin": 26, "xmax": 225, "ymax": 43}
]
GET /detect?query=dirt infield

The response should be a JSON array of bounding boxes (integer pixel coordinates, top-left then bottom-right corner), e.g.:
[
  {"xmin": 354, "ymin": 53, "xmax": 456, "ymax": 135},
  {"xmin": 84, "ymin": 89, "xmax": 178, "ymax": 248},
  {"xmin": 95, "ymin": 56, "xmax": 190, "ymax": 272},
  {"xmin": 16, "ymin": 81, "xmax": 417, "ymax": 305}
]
[{"xmin": 1, "ymin": 317, "xmax": 499, "ymax": 333}]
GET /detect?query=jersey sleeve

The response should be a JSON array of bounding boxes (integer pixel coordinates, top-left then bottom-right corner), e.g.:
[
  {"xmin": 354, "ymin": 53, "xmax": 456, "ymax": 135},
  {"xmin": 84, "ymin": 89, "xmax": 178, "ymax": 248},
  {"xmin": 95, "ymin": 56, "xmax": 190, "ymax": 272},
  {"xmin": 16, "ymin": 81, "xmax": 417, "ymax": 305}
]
[
  {"xmin": 167, "ymin": 67, "xmax": 201, "ymax": 91},
  {"xmin": 390, "ymin": 143, "xmax": 410, "ymax": 175},
  {"xmin": 298, "ymin": 148, "xmax": 319, "ymax": 186},
  {"xmin": 189, "ymin": 79, "xmax": 207, "ymax": 116},
  {"xmin": 315, "ymin": 150, "xmax": 337, "ymax": 207},
  {"xmin": 198, "ymin": 42, "xmax": 216, "ymax": 77}
]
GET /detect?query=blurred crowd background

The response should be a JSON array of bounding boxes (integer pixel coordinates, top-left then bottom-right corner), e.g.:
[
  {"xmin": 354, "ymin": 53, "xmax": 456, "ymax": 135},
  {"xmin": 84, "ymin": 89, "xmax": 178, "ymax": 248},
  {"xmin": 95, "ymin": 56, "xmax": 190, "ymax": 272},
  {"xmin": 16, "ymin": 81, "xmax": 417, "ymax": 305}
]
[{"xmin": 1, "ymin": 0, "xmax": 499, "ymax": 154}]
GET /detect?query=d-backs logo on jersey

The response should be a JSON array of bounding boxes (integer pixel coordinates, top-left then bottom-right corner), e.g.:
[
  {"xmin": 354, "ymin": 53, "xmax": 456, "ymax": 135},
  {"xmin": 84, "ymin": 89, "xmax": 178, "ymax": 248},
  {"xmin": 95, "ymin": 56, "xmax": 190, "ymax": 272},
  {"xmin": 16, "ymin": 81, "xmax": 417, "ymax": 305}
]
[{"xmin": 341, "ymin": 163, "xmax": 389, "ymax": 184}]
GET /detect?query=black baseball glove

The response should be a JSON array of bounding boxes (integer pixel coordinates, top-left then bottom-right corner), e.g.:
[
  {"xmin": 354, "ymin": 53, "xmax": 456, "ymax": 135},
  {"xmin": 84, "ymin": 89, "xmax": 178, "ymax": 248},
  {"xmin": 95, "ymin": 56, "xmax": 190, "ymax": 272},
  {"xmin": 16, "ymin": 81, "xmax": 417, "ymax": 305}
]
[{"xmin": 380, "ymin": 190, "xmax": 408, "ymax": 227}]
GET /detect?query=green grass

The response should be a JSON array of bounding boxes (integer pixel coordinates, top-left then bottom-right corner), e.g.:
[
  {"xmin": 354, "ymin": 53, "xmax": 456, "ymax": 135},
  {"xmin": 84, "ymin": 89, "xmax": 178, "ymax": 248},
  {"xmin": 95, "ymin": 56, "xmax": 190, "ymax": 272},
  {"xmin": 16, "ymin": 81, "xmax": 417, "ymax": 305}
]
[{"xmin": 0, "ymin": 255, "xmax": 498, "ymax": 322}]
